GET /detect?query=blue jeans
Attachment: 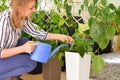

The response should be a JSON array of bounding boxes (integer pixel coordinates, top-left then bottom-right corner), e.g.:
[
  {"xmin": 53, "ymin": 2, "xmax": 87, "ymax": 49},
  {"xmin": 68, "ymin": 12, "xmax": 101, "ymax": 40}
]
[{"xmin": 0, "ymin": 38, "xmax": 36, "ymax": 80}]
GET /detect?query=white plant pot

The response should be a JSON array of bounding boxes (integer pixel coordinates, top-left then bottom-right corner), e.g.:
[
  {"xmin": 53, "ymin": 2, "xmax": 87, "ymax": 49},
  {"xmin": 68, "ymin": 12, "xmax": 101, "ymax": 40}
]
[{"xmin": 65, "ymin": 51, "xmax": 91, "ymax": 80}]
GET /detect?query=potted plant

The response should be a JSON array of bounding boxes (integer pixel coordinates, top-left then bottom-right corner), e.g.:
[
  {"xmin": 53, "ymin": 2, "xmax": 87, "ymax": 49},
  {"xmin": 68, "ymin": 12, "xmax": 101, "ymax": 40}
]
[
  {"xmin": 63, "ymin": 0, "xmax": 117, "ymax": 80},
  {"xmin": 110, "ymin": 5, "xmax": 120, "ymax": 52},
  {"xmin": 31, "ymin": 0, "xmax": 116, "ymax": 80},
  {"xmin": 65, "ymin": 23, "xmax": 92, "ymax": 80}
]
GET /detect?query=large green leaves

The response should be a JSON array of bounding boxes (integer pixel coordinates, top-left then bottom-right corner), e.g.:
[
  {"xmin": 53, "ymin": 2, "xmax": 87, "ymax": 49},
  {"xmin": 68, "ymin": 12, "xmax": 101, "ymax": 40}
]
[{"xmin": 89, "ymin": 18, "xmax": 115, "ymax": 50}]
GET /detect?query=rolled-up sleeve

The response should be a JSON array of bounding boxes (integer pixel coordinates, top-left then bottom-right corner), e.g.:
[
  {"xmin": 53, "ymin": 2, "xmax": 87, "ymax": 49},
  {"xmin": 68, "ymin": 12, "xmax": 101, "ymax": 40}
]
[{"xmin": 22, "ymin": 20, "xmax": 48, "ymax": 40}]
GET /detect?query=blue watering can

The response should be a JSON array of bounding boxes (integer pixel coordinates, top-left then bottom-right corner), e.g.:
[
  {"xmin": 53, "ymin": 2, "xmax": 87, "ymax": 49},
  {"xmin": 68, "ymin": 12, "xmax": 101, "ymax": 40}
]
[{"xmin": 30, "ymin": 42, "xmax": 68, "ymax": 63}]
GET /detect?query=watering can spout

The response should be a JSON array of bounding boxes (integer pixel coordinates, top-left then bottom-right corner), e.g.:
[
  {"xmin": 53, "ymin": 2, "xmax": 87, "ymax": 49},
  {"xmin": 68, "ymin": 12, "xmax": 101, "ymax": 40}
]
[{"xmin": 49, "ymin": 44, "xmax": 69, "ymax": 59}]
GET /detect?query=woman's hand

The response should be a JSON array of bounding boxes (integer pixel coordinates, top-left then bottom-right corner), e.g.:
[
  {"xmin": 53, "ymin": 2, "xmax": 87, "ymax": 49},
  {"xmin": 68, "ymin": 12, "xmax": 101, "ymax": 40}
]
[
  {"xmin": 46, "ymin": 33, "xmax": 74, "ymax": 44},
  {"xmin": 22, "ymin": 41, "xmax": 37, "ymax": 53},
  {"xmin": 57, "ymin": 34, "xmax": 74, "ymax": 44}
]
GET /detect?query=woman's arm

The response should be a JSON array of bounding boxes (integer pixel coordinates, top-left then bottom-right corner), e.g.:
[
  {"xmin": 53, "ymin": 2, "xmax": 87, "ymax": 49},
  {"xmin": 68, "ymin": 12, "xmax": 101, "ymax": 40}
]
[
  {"xmin": 1, "ymin": 41, "xmax": 36, "ymax": 58},
  {"xmin": 46, "ymin": 33, "xmax": 73, "ymax": 44},
  {"xmin": 1, "ymin": 46, "xmax": 25, "ymax": 58},
  {"xmin": 23, "ymin": 21, "xmax": 73, "ymax": 43}
]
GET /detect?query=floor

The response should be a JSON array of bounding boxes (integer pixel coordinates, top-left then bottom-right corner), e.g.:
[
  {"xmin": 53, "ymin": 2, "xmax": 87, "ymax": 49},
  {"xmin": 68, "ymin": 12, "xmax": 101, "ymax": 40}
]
[
  {"xmin": 22, "ymin": 72, "xmax": 65, "ymax": 80},
  {"xmin": 7, "ymin": 72, "xmax": 93, "ymax": 80}
]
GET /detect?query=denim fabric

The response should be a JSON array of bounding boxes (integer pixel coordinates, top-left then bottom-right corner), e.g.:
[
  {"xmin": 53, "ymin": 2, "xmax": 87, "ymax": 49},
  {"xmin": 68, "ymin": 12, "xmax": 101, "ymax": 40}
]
[{"xmin": 0, "ymin": 37, "xmax": 36, "ymax": 80}]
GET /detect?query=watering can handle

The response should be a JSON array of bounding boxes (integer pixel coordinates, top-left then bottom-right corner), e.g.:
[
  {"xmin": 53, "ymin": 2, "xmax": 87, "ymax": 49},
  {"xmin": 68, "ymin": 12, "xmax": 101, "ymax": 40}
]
[{"xmin": 49, "ymin": 44, "xmax": 69, "ymax": 59}]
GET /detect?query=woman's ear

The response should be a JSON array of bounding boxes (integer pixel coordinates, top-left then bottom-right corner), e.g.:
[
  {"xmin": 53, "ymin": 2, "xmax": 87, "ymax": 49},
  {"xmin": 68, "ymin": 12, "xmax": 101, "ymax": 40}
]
[
  {"xmin": 17, "ymin": 6, "xmax": 22, "ymax": 12},
  {"xmin": 17, "ymin": 6, "xmax": 24, "ymax": 15}
]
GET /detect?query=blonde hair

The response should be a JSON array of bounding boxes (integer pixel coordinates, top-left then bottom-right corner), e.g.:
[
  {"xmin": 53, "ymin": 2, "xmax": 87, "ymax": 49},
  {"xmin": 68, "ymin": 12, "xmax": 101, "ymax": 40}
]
[{"xmin": 10, "ymin": 0, "xmax": 37, "ymax": 29}]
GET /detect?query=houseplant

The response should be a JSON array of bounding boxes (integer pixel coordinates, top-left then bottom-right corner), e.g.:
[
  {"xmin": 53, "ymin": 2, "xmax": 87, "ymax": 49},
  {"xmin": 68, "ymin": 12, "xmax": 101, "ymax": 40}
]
[
  {"xmin": 62, "ymin": 0, "xmax": 117, "ymax": 80},
  {"xmin": 31, "ymin": 0, "xmax": 116, "ymax": 80},
  {"xmin": 78, "ymin": 0, "xmax": 117, "ymax": 66},
  {"xmin": 49, "ymin": 0, "xmax": 114, "ymax": 73},
  {"xmin": 109, "ymin": 5, "xmax": 120, "ymax": 51},
  {"xmin": 65, "ymin": 23, "xmax": 91, "ymax": 80}
]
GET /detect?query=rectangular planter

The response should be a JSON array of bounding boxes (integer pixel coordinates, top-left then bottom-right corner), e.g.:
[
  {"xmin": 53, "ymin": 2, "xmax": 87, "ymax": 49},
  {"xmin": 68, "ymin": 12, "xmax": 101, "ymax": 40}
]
[
  {"xmin": 42, "ymin": 57, "xmax": 61, "ymax": 80},
  {"xmin": 65, "ymin": 51, "xmax": 91, "ymax": 80}
]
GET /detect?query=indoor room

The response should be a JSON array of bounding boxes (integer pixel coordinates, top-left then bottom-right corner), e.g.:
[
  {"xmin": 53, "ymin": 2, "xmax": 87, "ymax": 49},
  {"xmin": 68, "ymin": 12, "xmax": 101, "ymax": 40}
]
[{"xmin": 1, "ymin": 0, "xmax": 120, "ymax": 80}]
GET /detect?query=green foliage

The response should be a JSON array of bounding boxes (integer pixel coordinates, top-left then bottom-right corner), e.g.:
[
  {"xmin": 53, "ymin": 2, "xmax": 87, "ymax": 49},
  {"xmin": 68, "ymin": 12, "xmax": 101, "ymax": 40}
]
[
  {"xmin": 81, "ymin": 0, "xmax": 116, "ymax": 50},
  {"xmin": 79, "ymin": 0, "xmax": 117, "ymax": 72},
  {"xmin": 91, "ymin": 53, "xmax": 105, "ymax": 73},
  {"xmin": 35, "ymin": 0, "xmax": 116, "ymax": 73},
  {"xmin": 0, "ymin": 0, "xmax": 9, "ymax": 12},
  {"xmin": 31, "ymin": 9, "xmax": 70, "ymax": 59},
  {"xmin": 1, "ymin": 0, "xmax": 118, "ymax": 73}
]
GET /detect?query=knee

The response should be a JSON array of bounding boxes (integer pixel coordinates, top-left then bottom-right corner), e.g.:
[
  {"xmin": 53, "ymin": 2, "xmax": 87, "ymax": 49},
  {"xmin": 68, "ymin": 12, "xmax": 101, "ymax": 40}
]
[
  {"xmin": 18, "ymin": 54, "xmax": 37, "ymax": 72},
  {"xmin": 27, "ymin": 60, "xmax": 37, "ymax": 71}
]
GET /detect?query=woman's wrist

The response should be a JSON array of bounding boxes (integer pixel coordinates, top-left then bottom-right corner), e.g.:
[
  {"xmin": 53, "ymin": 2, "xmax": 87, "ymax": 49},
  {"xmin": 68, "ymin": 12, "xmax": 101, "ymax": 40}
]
[{"xmin": 18, "ymin": 45, "xmax": 26, "ymax": 53}]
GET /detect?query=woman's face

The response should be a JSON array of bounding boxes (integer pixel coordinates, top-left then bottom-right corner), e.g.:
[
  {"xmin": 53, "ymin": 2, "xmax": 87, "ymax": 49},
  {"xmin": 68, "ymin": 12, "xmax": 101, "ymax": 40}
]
[
  {"xmin": 18, "ymin": 0, "xmax": 36, "ymax": 18},
  {"xmin": 25, "ymin": 0, "xmax": 36, "ymax": 18}
]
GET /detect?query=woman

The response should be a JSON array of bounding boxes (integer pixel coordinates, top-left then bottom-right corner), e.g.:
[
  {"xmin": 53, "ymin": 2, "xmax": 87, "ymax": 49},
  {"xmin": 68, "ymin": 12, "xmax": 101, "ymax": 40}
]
[{"xmin": 0, "ymin": 0, "xmax": 73, "ymax": 80}]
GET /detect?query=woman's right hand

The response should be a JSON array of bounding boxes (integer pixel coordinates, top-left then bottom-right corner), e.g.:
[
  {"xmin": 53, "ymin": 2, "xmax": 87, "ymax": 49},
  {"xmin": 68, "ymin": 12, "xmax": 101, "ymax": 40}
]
[{"xmin": 22, "ymin": 41, "xmax": 37, "ymax": 53}]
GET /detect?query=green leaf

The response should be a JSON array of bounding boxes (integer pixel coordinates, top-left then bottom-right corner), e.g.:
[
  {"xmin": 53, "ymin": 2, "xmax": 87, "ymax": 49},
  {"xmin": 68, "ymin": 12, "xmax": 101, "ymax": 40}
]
[
  {"xmin": 90, "ymin": 21, "xmax": 109, "ymax": 49},
  {"xmin": 106, "ymin": 16, "xmax": 114, "ymax": 23},
  {"xmin": 90, "ymin": 20, "xmax": 105, "ymax": 40},
  {"xmin": 109, "ymin": 3, "xmax": 116, "ymax": 10},
  {"xmin": 39, "ymin": 10, "xmax": 45, "ymax": 19},
  {"xmin": 77, "ymin": 45, "xmax": 85, "ymax": 57},
  {"xmin": 66, "ymin": 5, "xmax": 72, "ymax": 17},
  {"xmin": 105, "ymin": 27, "xmax": 115, "ymax": 40},
  {"xmin": 54, "ymin": 0, "xmax": 58, "ymax": 5},
  {"xmin": 93, "ymin": 0, "xmax": 98, "ymax": 5},
  {"xmin": 58, "ymin": 19, "xmax": 65, "ymax": 27},
  {"xmin": 116, "ymin": 17, "xmax": 120, "ymax": 25},
  {"xmin": 99, "ymin": 38, "xmax": 109, "ymax": 50},
  {"xmin": 84, "ymin": 30, "xmax": 90, "ymax": 35},
  {"xmin": 81, "ymin": 4, "xmax": 84, "ymax": 10},
  {"xmin": 88, "ymin": 4, "xmax": 96, "ymax": 16},
  {"xmin": 50, "ymin": 10, "xmax": 60, "ymax": 23},
  {"xmin": 78, "ymin": 9, "xmax": 81, "ymax": 15},
  {"xmin": 58, "ymin": 52, "xmax": 64, "ymax": 60},
  {"xmin": 88, "ymin": 18, "xmax": 93, "ymax": 28},
  {"xmin": 84, "ymin": 0, "xmax": 88, "ymax": 7},
  {"xmin": 101, "ymin": 0, "xmax": 107, "ymax": 6},
  {"xmin": 92, "ymin": 55, "xmax": 105, "ymax": 73},
  {"xmin": 57, "ymin": 3, "xmax": 63, "ymax": 10}
]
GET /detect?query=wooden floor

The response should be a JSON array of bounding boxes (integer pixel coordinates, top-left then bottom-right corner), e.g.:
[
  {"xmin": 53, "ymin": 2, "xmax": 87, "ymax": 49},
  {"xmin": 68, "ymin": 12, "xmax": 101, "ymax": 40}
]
[
  {"xmin": 12, "ymin": 72, "xmax": 93, "ymax": 80},
  {"xmin": 22, "ymin": 72, "xmax": 65, "ymax": 80},
  {"xmin": 7, "ymin": 72, "xmax": 93, "ymax": 80}
]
